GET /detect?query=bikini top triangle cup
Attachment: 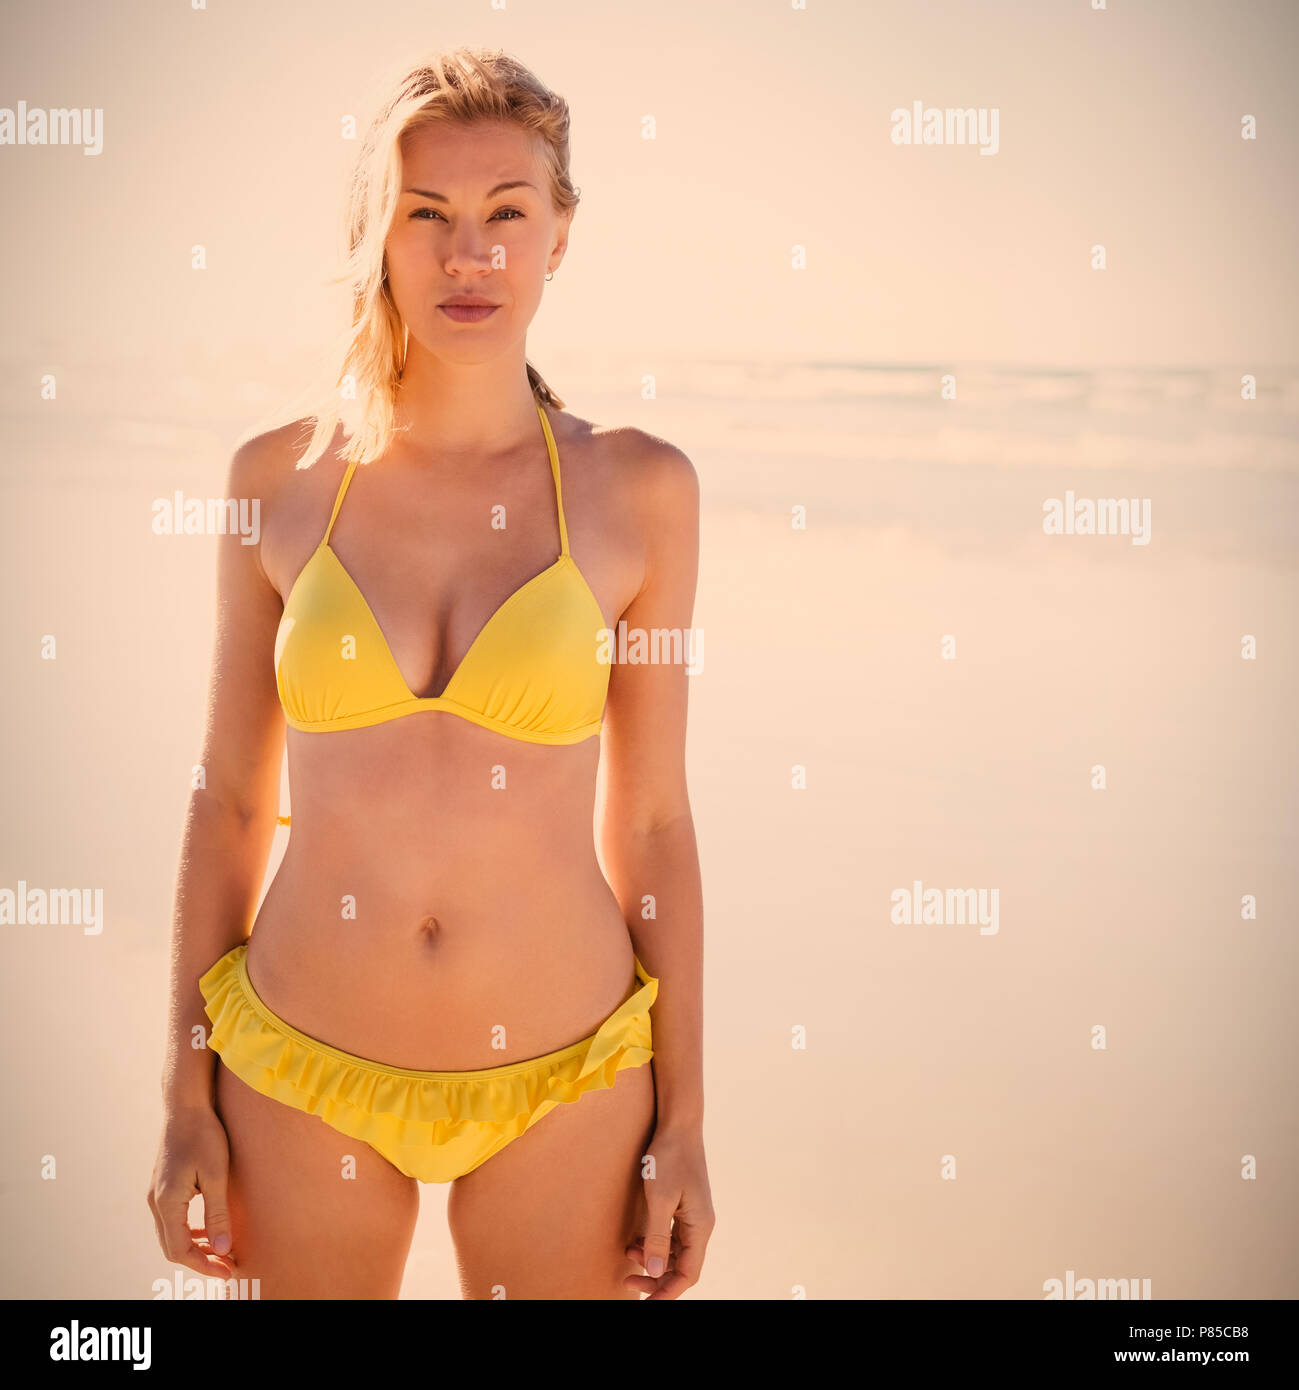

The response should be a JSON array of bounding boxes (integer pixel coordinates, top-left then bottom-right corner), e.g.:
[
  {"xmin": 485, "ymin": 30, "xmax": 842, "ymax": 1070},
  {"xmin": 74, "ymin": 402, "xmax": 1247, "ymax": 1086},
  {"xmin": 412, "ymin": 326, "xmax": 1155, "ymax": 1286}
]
[{"xmin": 274, "ymin": 403, "xmax": 610, "ymax": 743}]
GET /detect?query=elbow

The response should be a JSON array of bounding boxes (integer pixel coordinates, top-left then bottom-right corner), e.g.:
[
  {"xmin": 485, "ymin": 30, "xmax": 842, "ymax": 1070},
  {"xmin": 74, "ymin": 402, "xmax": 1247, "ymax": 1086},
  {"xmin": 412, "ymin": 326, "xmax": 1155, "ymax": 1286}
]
[
  {"xmin": 623, "ymin": 800, "xmax": 694, "ymax": 840},
  {"xmin": 189, "ymin": 783, "xmax": 276, "ymax": 835}
]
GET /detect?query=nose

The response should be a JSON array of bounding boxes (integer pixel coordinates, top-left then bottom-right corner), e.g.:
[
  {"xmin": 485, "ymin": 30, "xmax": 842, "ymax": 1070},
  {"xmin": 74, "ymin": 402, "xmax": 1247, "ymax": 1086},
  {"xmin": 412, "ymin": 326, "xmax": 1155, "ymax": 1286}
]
[{"xmin": 441, "ymin": 225, "xmax": 498, "ymax": 275}]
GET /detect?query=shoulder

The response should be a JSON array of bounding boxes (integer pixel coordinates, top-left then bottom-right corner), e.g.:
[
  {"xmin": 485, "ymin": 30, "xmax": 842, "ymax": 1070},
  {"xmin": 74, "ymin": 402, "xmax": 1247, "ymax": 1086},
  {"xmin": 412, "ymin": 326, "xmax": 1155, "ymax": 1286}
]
[
  {"xmin": 554, "ymin": 410, "xmax": 697, "ymax": 520},
  {"xmin": 617, "ymin": 427, "xmax": 697, "ymax": 539},
  {"xmin": 224, "ymin": 418, "xmax": 351, "ymax": 590},
  {"xmin": 226, "ymin": 416, "xmax": 349, "ymax": 499}
]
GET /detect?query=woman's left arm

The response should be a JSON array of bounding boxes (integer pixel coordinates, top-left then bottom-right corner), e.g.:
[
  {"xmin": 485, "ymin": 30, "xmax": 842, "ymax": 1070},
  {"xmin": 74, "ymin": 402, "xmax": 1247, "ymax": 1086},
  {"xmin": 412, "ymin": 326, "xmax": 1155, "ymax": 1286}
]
[{"xmin": 598, "ymin": 433, "xmax": 712, "ymax": 1300}]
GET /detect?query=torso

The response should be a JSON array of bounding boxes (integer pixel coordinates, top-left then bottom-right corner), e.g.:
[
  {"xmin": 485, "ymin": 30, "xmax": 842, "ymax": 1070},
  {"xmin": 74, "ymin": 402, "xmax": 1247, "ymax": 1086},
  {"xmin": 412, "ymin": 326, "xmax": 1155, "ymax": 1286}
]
[{"xmin": 245, "ymin": 404, "xmax": 648, "ymax": 1069}]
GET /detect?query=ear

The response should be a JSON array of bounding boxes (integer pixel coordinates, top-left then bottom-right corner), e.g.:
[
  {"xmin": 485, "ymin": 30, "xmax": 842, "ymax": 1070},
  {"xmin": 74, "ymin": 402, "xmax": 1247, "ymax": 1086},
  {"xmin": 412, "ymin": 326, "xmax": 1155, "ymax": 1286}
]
[{"xmin": 548, "ymin": 208, "xmax": 574, "ymax": 274}]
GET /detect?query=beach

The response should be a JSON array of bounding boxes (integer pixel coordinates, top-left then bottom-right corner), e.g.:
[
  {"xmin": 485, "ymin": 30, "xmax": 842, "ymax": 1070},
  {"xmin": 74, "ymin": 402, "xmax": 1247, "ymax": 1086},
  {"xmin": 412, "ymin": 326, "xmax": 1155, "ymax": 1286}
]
[{"xmin": 1, "ymin": 354, "xmax": 1295, "ymax": 1297}]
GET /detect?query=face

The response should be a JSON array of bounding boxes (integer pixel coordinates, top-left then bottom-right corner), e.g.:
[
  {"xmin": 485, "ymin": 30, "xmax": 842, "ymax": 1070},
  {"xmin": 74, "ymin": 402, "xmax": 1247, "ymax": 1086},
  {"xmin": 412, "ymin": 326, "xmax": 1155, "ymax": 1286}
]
[{"xmin": 384, "ymin": 120, "xmax": 570, "ymax": 365}]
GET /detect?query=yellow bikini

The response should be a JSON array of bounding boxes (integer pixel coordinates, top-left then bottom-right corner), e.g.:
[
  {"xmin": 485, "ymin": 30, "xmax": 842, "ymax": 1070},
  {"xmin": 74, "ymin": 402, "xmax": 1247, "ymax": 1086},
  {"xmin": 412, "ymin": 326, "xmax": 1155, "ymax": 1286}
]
[
  {"xmin": 200, "ymin": 403, "xmax": 655, "ymax": 1183},
  {"xmin": 201, "ymin": 943, "xmax": 656, "ymax": 1183},
  {"xmin": 274, "ymin": 401, "xmax": 610, "ymax": 742}
]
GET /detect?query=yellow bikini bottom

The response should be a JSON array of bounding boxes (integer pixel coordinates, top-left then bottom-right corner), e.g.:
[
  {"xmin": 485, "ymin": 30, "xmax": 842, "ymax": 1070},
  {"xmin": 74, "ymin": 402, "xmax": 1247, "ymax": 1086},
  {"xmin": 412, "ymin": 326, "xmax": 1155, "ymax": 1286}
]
[{"xmin": 198, "ymin": 943, "xmax": 657, "ymax": 1184}]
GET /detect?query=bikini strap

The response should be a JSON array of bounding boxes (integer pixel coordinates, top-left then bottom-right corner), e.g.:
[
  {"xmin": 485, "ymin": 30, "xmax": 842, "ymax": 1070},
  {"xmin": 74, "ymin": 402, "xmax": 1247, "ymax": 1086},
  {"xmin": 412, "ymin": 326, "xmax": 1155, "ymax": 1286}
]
[
  {"xmin": 536, "ymin": 402, "xmax": 570, "ymax": 558},
  {"xmin": 322, "ymin": 459, "xmax": 358, "ymax": 545}
]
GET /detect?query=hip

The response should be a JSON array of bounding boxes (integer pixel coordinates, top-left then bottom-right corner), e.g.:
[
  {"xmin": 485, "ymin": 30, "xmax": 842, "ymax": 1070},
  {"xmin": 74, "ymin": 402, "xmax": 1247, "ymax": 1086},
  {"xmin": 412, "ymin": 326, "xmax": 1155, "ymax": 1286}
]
[{"xmin": 243, "ymin": 868, "xmax": 637, "ymax": 1071}]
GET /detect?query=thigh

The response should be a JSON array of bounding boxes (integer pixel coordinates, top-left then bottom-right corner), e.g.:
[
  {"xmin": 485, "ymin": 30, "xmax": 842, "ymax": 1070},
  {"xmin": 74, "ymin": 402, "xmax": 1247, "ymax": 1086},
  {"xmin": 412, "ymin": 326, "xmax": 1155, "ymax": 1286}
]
[
  {"xmin": 446, "ymin": 1060, "xmax": 657, "ymax": 1300},
  {"xmin": 214, "ymin": 1061, "xmax": 419, "ymax": 1299}
]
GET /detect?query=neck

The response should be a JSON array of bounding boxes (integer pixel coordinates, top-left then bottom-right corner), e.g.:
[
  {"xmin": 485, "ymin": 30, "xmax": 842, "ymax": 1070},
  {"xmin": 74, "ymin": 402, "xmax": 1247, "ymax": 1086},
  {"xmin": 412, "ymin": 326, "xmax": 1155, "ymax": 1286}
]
[{"xmin": 391, "ymin": 336, "xmax": 543, "ymax": 459}]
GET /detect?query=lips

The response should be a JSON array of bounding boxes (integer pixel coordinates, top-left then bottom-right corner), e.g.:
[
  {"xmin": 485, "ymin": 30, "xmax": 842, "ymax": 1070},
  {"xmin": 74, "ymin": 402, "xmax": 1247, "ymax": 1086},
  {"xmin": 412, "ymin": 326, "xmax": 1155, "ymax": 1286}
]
[{"xmin": 439, "ymin": 296, "xmax": 500, "ymax": 324}]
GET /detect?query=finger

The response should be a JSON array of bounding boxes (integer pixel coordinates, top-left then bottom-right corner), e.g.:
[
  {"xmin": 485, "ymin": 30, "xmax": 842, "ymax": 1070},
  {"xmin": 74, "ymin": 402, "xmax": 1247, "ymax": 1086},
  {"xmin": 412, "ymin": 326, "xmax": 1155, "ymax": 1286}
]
[
  {"xmin": 157, "ymin": 1194, "xmax": 234, "ymax": 1278},
  {"xmin": 623, "ymin": 1233, "xmax": 678, "ymax": 1296},
  {"xmin": 640, "ymin": 1192, "xmax": 677, "ymax": 1279},
  {"xmin": 630, "ymin": 1251, "xmax": 695, "ymax": 1299},
  {"xmin": 644, "ymin": 1269, "xmax": 693, "ymax": 1301},
  {"xmin": 626, "ymin": 1242, "xmax": 679, "ymax": 1275},
  {"xmin": 150, "ymin": 1191, "xmax": 230, "ymax": 1279},
  {"xmin": 623, "ymin": 1234, "xmax": 680, "ymax": 1264},
  {"xmin": 670, "ymin": 1212, "xmax": 713, "ymax": 1283},
  {"xmin": 191, "ymin": 1250, "xmax": 237, "ymax": 1278},
  {"xmin": 626, "ymin": 1209, "xmax": 711, "ymax": 1298},
  {"xmin": 190, "ymin": 1235, "xmax": 237, "ymax": 1273},
  {"xmin": 197, "ymin": 1165, "xmax": 235, "ymax": 1261},
  {"xmin": 167, "ymin": 1234, "xmax": 234, "ymax": 1279}
]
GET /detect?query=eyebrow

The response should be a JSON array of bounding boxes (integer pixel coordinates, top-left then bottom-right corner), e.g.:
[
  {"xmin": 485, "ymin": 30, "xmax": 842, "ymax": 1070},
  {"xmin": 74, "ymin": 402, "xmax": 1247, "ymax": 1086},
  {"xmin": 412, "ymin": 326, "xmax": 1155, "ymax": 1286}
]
[{"xmin": 402, "ymin": 180, "xmax": 538, "ymax": 203}]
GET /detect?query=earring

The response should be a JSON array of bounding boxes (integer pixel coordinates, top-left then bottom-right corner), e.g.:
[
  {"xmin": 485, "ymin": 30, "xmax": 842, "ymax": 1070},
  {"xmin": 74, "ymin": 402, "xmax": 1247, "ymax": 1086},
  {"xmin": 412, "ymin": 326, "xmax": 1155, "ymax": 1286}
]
[{"xmin": 545, "ymin": 271, "xmax": 554, "ymax": 281}]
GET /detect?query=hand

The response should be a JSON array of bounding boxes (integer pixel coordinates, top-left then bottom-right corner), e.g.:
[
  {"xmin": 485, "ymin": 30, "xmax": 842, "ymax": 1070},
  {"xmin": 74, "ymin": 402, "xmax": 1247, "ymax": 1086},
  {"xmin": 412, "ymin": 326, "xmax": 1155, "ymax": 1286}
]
[
  {"xmin": 147, "ymin": 1104, "xmax": 236, "ymax": 1278},
  {"xmin": 624, "ymin": 1124, "xmax": 714, "ymax": 1300}
]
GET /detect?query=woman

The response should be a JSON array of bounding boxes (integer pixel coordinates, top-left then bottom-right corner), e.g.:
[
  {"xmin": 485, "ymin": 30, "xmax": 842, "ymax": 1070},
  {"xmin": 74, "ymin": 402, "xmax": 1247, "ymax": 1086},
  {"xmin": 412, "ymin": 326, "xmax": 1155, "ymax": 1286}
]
[{"xmin": 147, "ymin": 47, "xmax": 710, "ymax": 1301}]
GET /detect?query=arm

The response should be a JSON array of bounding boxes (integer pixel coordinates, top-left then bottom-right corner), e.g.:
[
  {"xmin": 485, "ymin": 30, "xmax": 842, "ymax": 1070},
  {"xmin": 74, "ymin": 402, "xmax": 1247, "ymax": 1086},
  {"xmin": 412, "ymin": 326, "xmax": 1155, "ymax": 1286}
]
[
  {"xmin": 597, "ymin": 435, "xmax": 712, "ymax": 1299},
  {"xmin": 147, "ymin": 435, "xmax": 289, "ymax": 1276}
]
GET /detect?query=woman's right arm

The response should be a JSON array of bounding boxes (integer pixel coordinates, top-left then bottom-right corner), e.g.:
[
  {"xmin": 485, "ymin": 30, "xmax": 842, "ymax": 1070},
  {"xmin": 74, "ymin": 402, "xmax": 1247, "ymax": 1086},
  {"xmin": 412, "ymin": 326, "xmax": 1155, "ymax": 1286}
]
[{"xmin": 147, "ymin": 434, "xmax": 289, "ymax": 1278}]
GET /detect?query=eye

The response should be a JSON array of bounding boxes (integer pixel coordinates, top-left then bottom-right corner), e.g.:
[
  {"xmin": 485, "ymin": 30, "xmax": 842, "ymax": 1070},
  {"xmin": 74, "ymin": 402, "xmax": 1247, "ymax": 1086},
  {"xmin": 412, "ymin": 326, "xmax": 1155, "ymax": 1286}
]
[{"xmin": 408, "ymin": 206, "xmax": 525, "ymax": 222}]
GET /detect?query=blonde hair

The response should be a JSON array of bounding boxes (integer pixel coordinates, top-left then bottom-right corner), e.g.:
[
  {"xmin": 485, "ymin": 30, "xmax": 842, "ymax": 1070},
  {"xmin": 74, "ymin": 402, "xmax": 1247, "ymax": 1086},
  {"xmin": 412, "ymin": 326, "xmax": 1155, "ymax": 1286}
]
[{"xmin": 292, "ymin": 47, "xmax": 579, "ymax": 470}]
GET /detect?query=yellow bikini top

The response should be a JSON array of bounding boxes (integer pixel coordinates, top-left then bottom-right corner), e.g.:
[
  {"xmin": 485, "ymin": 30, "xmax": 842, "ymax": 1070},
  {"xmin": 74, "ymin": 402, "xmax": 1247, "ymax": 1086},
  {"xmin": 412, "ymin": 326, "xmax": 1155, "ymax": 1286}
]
[{"xmin": 274, "ymin": 403, "xmax": 609, "ymax": 744}]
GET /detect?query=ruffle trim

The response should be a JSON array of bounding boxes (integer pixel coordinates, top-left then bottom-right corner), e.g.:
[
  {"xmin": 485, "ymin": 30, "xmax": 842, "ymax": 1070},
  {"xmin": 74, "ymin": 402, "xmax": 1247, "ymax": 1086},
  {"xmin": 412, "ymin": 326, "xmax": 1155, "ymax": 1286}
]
[{"xmin": 199, "ymin": 944, "xmax": 656, "ymax": 1157}]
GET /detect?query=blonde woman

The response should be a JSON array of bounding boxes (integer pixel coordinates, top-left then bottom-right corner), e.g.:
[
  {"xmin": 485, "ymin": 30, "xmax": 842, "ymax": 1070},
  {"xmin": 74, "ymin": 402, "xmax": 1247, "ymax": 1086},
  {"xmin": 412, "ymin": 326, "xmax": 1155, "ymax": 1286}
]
[{"xmin": 147, "ymin": 47, "xmax": 710, "ymax": 1301}]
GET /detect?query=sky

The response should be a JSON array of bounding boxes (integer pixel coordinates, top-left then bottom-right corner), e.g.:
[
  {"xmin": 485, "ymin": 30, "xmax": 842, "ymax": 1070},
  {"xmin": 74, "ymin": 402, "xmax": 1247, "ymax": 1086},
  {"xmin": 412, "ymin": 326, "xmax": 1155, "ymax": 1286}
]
[{"xmin": 0, "ymin": 0, "xmax": 1296, "ymax": 381}]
